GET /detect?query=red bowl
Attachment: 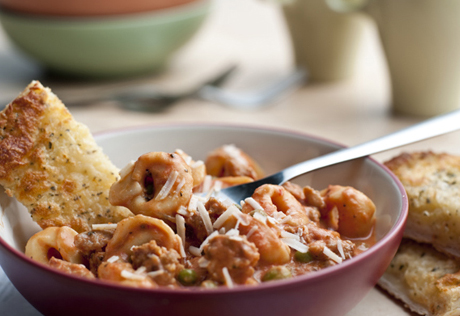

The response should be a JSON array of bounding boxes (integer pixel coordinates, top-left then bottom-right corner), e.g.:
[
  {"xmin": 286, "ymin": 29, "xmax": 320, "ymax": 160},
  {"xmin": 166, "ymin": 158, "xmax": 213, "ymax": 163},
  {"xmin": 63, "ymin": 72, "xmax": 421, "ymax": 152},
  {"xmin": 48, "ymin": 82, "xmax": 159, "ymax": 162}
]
[
  {"xmin": 0, "ymin": 124, "xmax": 408, "ymax": 316},
  {"xmin": 0, "ymin": 0, "xmax": 198, "ymax": 16}
]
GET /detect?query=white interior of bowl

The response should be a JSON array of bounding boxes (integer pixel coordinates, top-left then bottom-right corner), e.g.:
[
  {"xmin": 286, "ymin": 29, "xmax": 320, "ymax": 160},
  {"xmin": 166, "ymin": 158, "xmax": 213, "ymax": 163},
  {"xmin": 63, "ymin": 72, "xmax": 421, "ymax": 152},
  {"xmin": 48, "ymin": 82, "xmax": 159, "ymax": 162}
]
[{"xmin": 0, "ymin": 124, "xmax": 403, "ymax": 254}]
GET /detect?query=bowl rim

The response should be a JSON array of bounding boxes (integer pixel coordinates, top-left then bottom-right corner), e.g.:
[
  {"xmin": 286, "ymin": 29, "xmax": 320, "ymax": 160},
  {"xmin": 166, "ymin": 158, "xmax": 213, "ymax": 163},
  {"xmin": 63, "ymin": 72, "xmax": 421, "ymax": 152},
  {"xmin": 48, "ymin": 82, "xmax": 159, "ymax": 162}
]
[
  {"xmin": 0, "ymin": 0, "xmax": 211, "ymax": 24},
  {"xmin": 0, "ymin": 122, "xmax": 408, "ymax": 297}
]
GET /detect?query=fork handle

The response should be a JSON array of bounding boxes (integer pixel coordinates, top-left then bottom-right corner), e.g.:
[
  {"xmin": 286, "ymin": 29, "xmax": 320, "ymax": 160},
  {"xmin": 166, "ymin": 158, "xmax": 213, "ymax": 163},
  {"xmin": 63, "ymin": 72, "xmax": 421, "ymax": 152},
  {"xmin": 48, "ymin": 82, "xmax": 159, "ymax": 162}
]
[{"xmin": 279, "ymin": 108, "xmax": 460, "ymax": 183}]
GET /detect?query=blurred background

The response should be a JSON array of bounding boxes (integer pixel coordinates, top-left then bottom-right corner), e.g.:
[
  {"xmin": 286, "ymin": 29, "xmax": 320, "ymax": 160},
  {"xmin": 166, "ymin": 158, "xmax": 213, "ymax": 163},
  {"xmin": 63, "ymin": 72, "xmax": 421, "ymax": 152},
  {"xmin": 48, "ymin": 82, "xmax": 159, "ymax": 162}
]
[{"xmin": 0, "ymin": 0, "xmax": 394, "ymax": 141}]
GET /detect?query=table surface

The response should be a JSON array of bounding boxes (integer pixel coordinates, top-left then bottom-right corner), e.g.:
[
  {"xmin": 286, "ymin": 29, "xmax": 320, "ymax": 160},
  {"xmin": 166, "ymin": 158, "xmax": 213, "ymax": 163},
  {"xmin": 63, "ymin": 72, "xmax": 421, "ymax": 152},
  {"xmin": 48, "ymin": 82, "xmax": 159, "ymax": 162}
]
[{"xmin": 0, "ymin": 0, "xmax": 456, "ymax": 315}]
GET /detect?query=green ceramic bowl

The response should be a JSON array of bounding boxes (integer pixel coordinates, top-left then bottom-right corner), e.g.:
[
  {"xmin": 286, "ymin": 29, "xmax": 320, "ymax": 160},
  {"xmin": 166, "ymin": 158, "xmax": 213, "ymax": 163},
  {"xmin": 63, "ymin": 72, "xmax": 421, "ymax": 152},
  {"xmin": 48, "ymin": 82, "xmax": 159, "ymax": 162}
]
[{"xmin": 0, "ymin": 0, "xmax": 210, "ymax": 78}]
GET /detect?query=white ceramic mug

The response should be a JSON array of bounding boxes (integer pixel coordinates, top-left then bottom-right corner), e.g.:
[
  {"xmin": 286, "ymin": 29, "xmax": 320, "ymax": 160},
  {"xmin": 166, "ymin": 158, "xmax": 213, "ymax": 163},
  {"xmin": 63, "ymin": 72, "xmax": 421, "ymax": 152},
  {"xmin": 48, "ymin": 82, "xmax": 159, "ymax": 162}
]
[
  {"xmin": 282, "ymin": 0, "xmax": 368, "ymax": 82},
  {"xmin": 328, "ymin": 0, "xmax": 460, "ymax": 116}
]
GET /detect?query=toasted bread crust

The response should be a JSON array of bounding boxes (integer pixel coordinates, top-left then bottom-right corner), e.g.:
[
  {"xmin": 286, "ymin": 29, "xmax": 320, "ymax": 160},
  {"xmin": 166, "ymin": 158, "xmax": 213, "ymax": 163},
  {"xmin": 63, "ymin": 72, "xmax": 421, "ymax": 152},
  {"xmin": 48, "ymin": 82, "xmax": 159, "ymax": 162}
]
[
  {"xmin": 385, "ymin": 151, "xmax": 460, "ymax": 258},
  {"xmin": 0, "ymin": 81, "xmax": 132, "ymax": 232},
  {"xmin": 379, "ymin": 239, "xmax": 460, "ymax": 316}
]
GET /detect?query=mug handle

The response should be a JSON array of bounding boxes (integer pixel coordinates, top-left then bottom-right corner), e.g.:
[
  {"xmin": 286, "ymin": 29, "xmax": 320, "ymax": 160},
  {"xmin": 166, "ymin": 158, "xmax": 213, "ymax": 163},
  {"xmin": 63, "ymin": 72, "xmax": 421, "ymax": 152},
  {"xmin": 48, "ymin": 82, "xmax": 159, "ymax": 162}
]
[{"xmin": 325, "ymin": 0, "xmax": 369, "ymax": 12}]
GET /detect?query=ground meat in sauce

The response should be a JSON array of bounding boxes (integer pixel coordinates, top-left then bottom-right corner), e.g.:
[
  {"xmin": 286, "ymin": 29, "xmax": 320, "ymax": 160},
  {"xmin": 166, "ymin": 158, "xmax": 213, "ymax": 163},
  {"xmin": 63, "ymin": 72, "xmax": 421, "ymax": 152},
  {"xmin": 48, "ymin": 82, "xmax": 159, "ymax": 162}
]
[
  {"xmin": 205, "ymin": 145, "xmax": 262, "ymax": 180},
  {"xmin": 49, "ymin": 257, "xmax": 95, "ymax": 279},
  {"xmin": 205, "ymin": 197, "xmax": 229, "ymax": 221},
  {"xmin": 98, "ymin": 261, "xmax": 157, "ymax": 289},
  {"xmin": 88, "ymin": 251, "xmax": 106, "ymax": 276},
  {"xmin": 74, "ymin": 230, "xmax": 114, "ymax": 275},
  {"xmin": 185, "ymin": 214, "xmax": 208, "ymax": 246},
  {"xmin": 185, "ymin": 256, "xmax": 209, "ymax": 284},
  {"xmin": 282, "ymin": 182, "xmax": 305, "ymax": 201},
  {"xmin": 283, "ymin": 183, "xmax": 324, "ymax": 223},
  {"xmin": 185, "ymin": 197, "xmax": 229, "ymax": 245},
  {"xmin": 204, "ymin": 234, "xmax": 259, "ymax": 285},
  {"xmin": 302, "ymin": 222, "xmax": 355, "ymax": 259},
  {"xmin": 131, "ymin": 240, "xmax": 183, "ymax": 287},
  {"xmin": 22, "ymin": 140, "xmax": 377, "ymax": 290},
  {"xmin": 72, "ymin": 186, "xmax": 367, "ymax": 288},
  {"xmin": 74, "ymin": 230, "xmax": 113, "ymax": 256},
  {"xmin": 302, "ymin": 185, "xmax": 327, "ymax": 211}
]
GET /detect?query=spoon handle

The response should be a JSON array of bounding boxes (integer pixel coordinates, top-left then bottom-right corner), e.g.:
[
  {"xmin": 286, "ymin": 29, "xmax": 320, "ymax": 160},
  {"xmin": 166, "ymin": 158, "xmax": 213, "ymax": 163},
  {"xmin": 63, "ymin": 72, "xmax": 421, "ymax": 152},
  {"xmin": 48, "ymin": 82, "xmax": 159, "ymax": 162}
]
[
  {"xmin": 217, "ymin": 109, "xmax": 460, "ymax": 202},
  {"xmin": 280, "ymin": 109, "xmax": 460, "ymax": 182}
]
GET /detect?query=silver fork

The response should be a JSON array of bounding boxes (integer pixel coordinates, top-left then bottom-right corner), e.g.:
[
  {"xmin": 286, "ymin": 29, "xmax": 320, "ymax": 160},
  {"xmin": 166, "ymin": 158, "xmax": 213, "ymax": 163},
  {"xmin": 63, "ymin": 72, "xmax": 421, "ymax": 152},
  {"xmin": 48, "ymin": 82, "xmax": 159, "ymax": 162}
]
[{"xmin": 213, "ymin": 109, "xmax": 460, "ymax": 203}]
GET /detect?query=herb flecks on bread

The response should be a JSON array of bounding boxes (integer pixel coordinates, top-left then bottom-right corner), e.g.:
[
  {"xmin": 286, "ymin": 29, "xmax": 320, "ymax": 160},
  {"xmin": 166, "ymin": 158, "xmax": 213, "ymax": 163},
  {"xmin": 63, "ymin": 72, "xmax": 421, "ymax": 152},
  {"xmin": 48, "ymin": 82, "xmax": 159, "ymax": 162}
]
[
  {"xmin": 385, "ymin": 151, "xmax": 460, "ymax": 258},
  {"xmin": 0, "ymin": 81, "xmax": 132, "ymax": 233},
  {"xmin": 381, "ymin": 151, "xmax": 460, "ymax": 316},
  {"xmin": 379, "ymin": 239, "xmax": 460, "ymax": 316}
]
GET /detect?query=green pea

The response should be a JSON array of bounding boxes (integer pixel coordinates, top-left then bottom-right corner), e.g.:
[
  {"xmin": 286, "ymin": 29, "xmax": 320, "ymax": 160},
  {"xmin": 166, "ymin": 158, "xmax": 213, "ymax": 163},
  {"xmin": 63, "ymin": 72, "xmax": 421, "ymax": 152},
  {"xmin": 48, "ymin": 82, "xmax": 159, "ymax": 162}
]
[
  {"xmin": 261, "ymin": 266, "xmax": 292, "ymax": 282},
  {"xmin": 294, "ymin": 251, "xmax": 313, "ymax": 263},
  {"xmin": 178, "ymin": 269, "xmax": 198, "ymax": 286}
]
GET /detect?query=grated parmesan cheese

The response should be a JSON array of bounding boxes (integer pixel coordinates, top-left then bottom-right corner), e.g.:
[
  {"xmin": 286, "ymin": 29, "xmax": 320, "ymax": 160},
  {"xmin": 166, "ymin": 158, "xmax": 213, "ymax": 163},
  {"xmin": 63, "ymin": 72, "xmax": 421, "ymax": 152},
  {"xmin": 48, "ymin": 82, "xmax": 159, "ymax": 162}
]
[
  {"xmin": 184, "ymin": 156, "xmax": 193, "ymax": 165},
  {"xmin": 177, "ymin": 205, "xmax": 189, "ymax": 216},
  {"xmin": 135, "ymin": 266, "xmax": 147, "ymax": 274},
  {"xmin": 121, "ymin": 270, "xmax": 146, "ymax": 281},
  {"xmin": 198, "ymin": 257, "xmax": 210, "ymax": 268},
  {"xmin": 173, "ymin": 178, "xmax": 186, "ymax": 195},
  {"xmin": 226, "ymin": 228, "xmax": 240, "ymax": 236},
  {"xmin": 174, "ymin": 149, "xmax": 192, "ymax": 165},
  {"xmin": 176, "ymin": 214, "xmax": 186, "ymax": 246},
  {"xmin": 156, "ymin": 170, "xmax": 178, "ymax": 200},
  {"xmin": 281, "ymin": 230, "xmax": 300, "ymax": 241},
  {"xmin": 176, "ymin": 214, "xmax": 187, "ymax": 258},
  {"xmin": 234, "ymin": 219, "xmax": 241, "ymax": 230},
  {"xmin": 178, "ymin": 237, "xmax": 186, "ymax": 258},
  {"xmin": 192, "ymin": 160, "xmax": 204, "ymax": 168},
  {"xmin": 222, "ymin": 267, "xmax": 234, "ymax": 288},
  {"xmin": 189, "ymin": 230, "xmax": 220, "ymax": 257},
  {"xmin": 197, "ymin": 201, "xmax": 214, "ymax": 235},
  {"xmin": 337, "ymin": 240, "xmax": 346, "ymax": 260},
  {"xmin": 147, "ymin": 270, "xmax": 165, "ymax": 278},
  {"xmin": 213, "ymin": 180, "xmax": 222, "ymax": 192},
  {"xmin": 245, "ymin": 226, "xmax": 257, "ymax": 239},
  {"xmin": 245, "ymin": 197, "xmax": 264, "ymax": 211},
  {"xmin": 202, "ymin": 175, "xmax": 212, "ymax": 193},
  {"xmin": 119, "ymin": 160, "xmax": 135, "ymax": 179},
  {"xmin": 107, "ymin": 255, "xmax": 120, "ymax": 263},
  {"xmin": 323, "ymin": 246, "xmax": 343, "ymax": 263},
  {"xmin": 357, "ymin": 243, "xmax": 369, "ymax": 252},
  {"xmin": 92, "ymin": 223, "xmax": 118, "ymax": 231},
  {"xmin": 189, "ymin": 246, "xmax": 202, "ymax": 257},
  {"xmin": 281, "ymin": 238, "xmax": 309, "ymax": 253},
  {"xmin": 233, "ymin": 210, "xmax": 250, "ymax": 226},
  {"xmin": 267, "ymin": 216, "xmax": 279, "ymax": 225},
  {"xmin": 188, "ymin": 195, "xmax": 199, "ymax": 213},
  {"xmin": 253, "ymin": 211, "xmax": 267, "ymax": 224},
  {"xmin": 280, "ymin": 215, "xmax": 293, "ymax": 224},
  {"xmin": 213, "ymin": 205, "xmax": 238, "ymax": 229},
  {"xmin": 199, "ymin": 231, "xmax": 219, "ymax": 252},
  {"xmin": 220, "ymin": 198, "xmax": 233, "ymax": 208}
]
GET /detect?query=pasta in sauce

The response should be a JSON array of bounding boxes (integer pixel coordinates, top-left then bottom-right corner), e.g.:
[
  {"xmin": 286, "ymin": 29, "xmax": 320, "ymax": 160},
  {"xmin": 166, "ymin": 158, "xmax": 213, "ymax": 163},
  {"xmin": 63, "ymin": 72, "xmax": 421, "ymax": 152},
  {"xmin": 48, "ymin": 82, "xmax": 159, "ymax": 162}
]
[{"xmin": 25, "ymin": 144, "xmax": 376, "ymax": 288}]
